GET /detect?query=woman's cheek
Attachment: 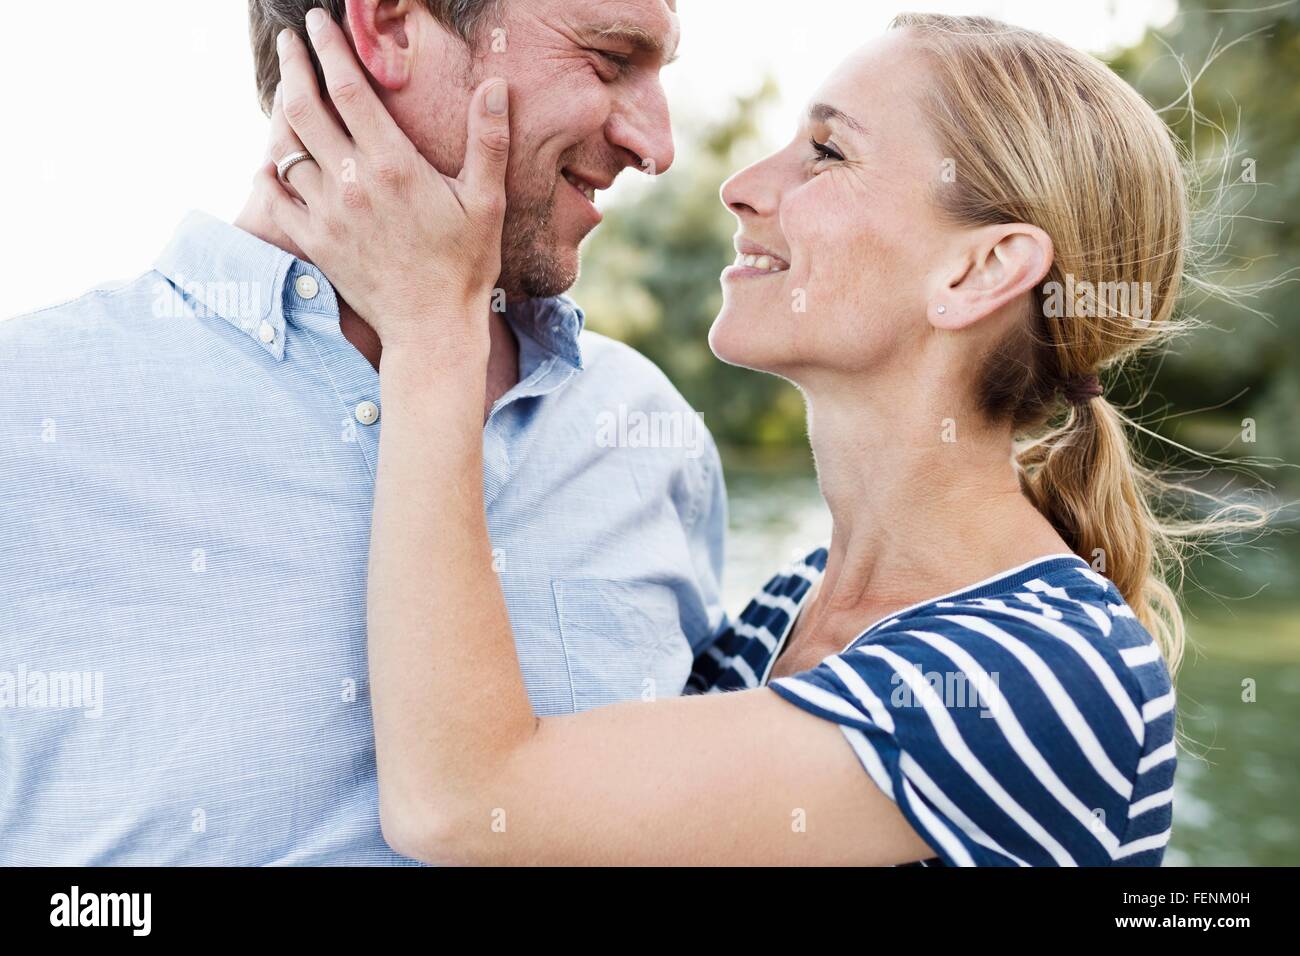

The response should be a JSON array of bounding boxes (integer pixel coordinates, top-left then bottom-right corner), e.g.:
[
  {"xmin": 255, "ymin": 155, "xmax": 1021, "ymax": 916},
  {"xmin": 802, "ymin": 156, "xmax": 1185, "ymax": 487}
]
[{"xmin": 765, "ymin": 182, "xmax": 858, "ymax": 329}]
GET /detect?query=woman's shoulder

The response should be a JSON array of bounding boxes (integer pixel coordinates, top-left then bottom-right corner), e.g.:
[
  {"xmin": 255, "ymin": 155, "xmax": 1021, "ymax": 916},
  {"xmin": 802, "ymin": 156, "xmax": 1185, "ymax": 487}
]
[
  {"xmin": 770, "ymin": 555, "xmax": 1177, "ymax": 866},
  {"xmin": 843, "ymin": 555, "xmax": 1174, "ymax": 724}
]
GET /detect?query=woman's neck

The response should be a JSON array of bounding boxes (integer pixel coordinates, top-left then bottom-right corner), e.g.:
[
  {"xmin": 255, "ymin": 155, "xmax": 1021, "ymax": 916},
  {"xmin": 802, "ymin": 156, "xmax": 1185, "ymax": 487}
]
[{"xmin": 799, "ymin": 375, "xmax": 1070, "ymax": 626}]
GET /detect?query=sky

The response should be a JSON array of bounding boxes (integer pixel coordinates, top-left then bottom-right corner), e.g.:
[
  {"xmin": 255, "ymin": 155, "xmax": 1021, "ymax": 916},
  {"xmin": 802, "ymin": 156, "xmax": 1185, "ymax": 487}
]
[{"xmin": 0, "ymin": 0, "xmax": 1176, "ymax": 317}]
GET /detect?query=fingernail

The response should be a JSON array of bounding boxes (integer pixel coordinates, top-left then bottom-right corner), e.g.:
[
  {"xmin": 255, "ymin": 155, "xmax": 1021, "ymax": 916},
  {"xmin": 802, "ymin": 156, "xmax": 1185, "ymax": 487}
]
[
  {"xmin": 486, "ymin": 81, "xmax": 508, "ymax": 116},
  {"xmin": 277, "ymin": 28, "xmax": 292, "ymax": 55},
  {"xmin": 305, "ymin": 8, "xmax": 327, "ymax": 35}
]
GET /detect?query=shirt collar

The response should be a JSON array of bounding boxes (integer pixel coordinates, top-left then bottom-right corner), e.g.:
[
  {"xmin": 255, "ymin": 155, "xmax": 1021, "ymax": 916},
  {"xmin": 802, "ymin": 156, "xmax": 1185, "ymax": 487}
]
[
  {"xmin": 153, "ymin": 211, "xmax": 309, "ymax": 362},
  {"xmin": 154, "ymin": 211, "xmax": 586, "ymax": 371},
  {"xmin": 504, "ymin": 295, "xmax": 585, "ymax": 371}
]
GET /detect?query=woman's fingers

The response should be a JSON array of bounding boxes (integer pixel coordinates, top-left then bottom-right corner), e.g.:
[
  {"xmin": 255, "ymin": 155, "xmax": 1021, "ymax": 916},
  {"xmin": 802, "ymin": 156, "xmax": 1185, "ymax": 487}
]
[
  {"xmin": 255, "ymin": 161, "xmax": 312, "ymax": 248},
  {"xmin": 459, "ymin": 79, "xmax": 511, "ymax": 217},
  {"xmin": 303, "ymin": 8, "xmax": 399, "ymax": 148},
  {"xmin": 269, "ymin": 86, "xmax": 321, "ymax": 204},
  {"xmin": 252, "ymin": 23, "xmax": 507, "ymax": 333},
  {"xmin": 276, "ymin": 28, "xmax": 352, "ymax": 173}
]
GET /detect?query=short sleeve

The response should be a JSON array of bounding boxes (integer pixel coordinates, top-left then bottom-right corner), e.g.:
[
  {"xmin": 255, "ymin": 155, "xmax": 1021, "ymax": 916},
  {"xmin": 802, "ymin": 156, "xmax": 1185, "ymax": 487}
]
[{"xmin": 770, "ymin": 611, "xmax": 1148, "ymax": 866}]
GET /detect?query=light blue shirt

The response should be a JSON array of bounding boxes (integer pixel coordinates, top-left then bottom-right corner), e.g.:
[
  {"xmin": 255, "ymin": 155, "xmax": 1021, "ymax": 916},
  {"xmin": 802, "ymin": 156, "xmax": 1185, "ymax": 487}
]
[{"xmin": 0, "ymin": 212, "xmax": 727, "ymax": 864}]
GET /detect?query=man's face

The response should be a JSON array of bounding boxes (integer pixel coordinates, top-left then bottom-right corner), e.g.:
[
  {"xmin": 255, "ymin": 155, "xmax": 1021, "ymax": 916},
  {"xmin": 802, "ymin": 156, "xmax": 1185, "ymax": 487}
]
[{"xmin": 382, "ymin": 0, "xmax": 680, "ymax": 300}]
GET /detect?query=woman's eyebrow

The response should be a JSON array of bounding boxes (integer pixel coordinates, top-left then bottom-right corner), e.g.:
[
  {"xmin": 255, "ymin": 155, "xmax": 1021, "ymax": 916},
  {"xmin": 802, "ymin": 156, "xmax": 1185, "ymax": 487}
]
[{"xmin": 809, "ymin": 103, "xmax": 868, "ymax": 136}]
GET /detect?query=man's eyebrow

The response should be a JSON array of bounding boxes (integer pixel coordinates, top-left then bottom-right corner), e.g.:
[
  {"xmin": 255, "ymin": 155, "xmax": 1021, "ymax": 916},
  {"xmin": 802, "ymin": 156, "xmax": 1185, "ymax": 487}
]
[
  {"xmin": 809, "ymin": 103, "xmax": 868, "ymax": 136},
  {"xmin": 581, "ymin": 23, "xmax": 681, "ymax": 65}
]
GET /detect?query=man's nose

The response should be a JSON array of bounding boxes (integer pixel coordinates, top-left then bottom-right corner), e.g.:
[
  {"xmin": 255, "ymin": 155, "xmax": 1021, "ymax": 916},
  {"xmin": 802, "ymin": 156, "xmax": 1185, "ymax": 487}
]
[{"xmin": 607, "ymin": 80, "xmax": 675, "ymax": 176}]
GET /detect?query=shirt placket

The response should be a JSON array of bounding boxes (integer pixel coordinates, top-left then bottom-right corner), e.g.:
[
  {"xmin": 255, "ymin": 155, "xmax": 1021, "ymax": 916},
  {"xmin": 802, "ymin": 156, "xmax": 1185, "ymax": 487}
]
[
  {"xmin": 480, "ymin": 341, "xmax": 578, "ymax": 510},
  {"xmin": 282, "ymin": 266, "xmax": 384, "ymax": 479}
]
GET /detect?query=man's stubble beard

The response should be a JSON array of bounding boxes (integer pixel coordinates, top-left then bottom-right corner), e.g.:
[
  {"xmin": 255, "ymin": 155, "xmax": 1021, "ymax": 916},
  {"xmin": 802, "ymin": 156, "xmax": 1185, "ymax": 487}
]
[{"xmin": 497, "ymin": 174, "xmax": 580, "ymax": 301}]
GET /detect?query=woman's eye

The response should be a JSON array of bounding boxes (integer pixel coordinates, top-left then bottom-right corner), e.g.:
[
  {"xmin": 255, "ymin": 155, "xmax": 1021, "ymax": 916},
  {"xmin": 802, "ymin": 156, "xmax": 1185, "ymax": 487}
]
[{"xmin": 809, "ymin": 137, "xmax": 845, "ymax": 163}]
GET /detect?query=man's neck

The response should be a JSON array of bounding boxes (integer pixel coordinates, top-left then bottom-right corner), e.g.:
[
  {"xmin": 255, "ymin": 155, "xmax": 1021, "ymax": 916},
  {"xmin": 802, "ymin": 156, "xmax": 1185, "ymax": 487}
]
[{"xmin": 233, "ymin": 197, "xmax": 520, "ymax": 418}]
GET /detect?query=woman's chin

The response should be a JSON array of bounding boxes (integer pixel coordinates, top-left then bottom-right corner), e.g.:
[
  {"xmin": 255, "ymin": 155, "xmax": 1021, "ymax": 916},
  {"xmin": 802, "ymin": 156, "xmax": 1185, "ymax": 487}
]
[
  {"xmin": 708, "ymin": 310, "xmax": 781, "ymax": 373},
  {"xmin": 707, "ymin": 311, "xmax": 743, "ymax": 366}
]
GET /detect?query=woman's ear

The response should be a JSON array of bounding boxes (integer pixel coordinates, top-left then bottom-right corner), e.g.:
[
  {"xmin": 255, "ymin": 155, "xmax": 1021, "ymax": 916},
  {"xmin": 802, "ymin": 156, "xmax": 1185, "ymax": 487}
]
[
  {"xmin": 929, "ymin": 223, "xmax": 1054, "ymax": 331},
  {"xmin": 344, "ymin": 0, "xmax": 416, "ymax": 91}
]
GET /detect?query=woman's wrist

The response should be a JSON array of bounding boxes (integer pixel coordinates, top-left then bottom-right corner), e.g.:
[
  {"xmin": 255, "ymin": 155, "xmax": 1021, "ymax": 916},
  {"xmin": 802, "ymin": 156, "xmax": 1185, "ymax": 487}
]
[
  {"xmin": 379, "ymin": 285, "xmax": 494, "ymax": 356},
  {"xmin": 380, "ymin": 337, "xmax": 488, "ymax": 414},
  {"xmin": 379, "ymin": 312, "xmax": 489, "ymax": 371}
]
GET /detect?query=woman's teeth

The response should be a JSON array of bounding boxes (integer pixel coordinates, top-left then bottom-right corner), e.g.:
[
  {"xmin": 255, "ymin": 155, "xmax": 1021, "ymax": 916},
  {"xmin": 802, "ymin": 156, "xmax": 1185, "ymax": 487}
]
[
  {"xmin": 734, "ymin": 253, "xmax": 789, "ymax": 273},
  {"xmin": 563, "ymin": 171, "xmax": 596, "ymax": 202}
]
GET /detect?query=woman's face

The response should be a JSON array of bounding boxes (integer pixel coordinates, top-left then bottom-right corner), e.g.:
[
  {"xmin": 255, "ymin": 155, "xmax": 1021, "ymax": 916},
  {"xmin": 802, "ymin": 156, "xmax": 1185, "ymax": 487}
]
[{"xmin": 710, "ymin": 33, "xmax": 951, "ymax": 385}]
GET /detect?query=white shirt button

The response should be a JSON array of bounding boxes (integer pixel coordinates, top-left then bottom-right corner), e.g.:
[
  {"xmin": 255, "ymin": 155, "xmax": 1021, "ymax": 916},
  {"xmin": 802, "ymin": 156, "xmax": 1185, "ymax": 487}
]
[
  {"xmin": 295, "ymin": 274, "xmax": 320, "ymax": 300},
  {"xmin": 257, "ymin": 321, "xmax": 276, "ymax": 344},
  {"xmin": 355, "ymin": 400, "xmax": 380, "ymax": 426}
]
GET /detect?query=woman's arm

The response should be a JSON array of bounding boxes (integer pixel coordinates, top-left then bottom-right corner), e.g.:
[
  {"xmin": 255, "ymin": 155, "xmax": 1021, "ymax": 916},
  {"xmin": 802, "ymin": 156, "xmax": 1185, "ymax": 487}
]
[
  {"xmin": 370, "ymin": 343, "xmax": 929, "ymax": 866},
  {"xmin": 365, "ymin": 346, "xmax": 528, "ymax": 848},
  {"xmin": 265, "ymin": 17, "xmax": 931, "ymax": 866}
]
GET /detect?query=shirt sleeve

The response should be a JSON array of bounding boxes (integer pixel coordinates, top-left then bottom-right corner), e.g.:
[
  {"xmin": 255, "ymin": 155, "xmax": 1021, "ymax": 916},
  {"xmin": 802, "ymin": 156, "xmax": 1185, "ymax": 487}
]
[{"xmin": 769, "ymin": 611, "xmax": 1146, "ymax": 866}]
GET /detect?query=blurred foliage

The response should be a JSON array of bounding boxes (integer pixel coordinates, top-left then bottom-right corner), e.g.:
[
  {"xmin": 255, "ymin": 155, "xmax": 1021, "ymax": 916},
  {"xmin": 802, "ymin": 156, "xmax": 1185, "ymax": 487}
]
[
  {"xmin": 574, "ymin": 0, "xmax": 1299, "ymax": 481},
  {"xmin": 1106, "ymin": 0, "xmax": 1300, "ymax": 476},
  {"xmin": 1105, "ymin": 0, "xmax": 1300, "ymax": 599}
]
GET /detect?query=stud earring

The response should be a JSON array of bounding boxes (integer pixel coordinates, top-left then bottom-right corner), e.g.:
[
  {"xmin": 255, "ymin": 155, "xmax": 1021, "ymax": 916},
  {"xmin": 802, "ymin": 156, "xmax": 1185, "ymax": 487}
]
[{"xmin": 936, "ymin": 305, "xmax": 947, "ymax": 315}]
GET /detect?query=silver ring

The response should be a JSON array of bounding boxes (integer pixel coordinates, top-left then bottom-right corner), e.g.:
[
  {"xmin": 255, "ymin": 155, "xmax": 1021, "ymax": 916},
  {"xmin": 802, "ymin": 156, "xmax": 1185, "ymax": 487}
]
[{"xmin": 276, "ymin": 150, "xmax": 316, "ymax": 186}]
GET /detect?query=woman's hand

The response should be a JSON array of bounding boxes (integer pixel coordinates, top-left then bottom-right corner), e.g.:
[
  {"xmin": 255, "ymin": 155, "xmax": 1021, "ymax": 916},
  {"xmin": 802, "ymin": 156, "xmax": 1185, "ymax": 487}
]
[{"xmin": 256, "ymin": 11, "xmax": 509, "ymax": 360}]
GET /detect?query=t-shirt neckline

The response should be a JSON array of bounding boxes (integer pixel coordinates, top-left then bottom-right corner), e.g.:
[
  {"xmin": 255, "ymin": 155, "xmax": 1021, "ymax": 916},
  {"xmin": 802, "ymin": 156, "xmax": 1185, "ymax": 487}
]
[{"xmin": 816, "ymin": 551, "xmax": 1089, "ymax": 655}]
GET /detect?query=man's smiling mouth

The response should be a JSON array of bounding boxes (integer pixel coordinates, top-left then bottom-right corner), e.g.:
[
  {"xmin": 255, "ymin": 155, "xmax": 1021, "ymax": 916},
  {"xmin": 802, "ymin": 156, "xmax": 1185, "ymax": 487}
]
[{"xmin": 561, "ymin": 169, "xmax": 600, "ymax": 203}]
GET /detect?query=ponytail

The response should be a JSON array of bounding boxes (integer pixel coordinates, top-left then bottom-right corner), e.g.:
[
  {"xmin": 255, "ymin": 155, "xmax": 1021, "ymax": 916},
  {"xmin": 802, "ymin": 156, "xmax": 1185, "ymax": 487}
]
[{"xmin": 1016, "ymin": 397, "xmax": 1184, "ymax": 672}]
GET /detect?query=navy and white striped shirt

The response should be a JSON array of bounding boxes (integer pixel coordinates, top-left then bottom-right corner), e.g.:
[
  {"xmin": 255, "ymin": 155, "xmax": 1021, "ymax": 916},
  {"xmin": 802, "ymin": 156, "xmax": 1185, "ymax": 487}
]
[{"xmin": 691, "ymin": 549, "xmax": 1176, "ymax": 866}]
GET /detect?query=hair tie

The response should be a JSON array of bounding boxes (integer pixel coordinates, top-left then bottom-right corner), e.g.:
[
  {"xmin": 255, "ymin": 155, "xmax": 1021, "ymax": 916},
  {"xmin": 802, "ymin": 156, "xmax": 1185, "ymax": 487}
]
[{"xmin": 1061, "ymin": 374, "xmax": 1104, "ymax": 405}]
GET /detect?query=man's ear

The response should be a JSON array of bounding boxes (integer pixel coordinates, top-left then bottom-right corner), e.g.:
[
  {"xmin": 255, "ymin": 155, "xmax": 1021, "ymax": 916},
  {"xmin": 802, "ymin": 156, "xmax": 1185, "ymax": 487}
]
[
  {"xmin": 344, "ymin": 0, "xmax": 416, "ymax": 91},
  {"xmin": 929, "ymin": 223, "xmax": 1053, "ymax": 331}
]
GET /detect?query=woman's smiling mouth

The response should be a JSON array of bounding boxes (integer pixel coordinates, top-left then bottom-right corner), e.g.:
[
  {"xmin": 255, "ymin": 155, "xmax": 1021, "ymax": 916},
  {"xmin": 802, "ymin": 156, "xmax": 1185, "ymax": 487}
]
[
  {"xmin": 731, "ymin": 252, "xmax": 790, "ymax": 273},
  {"xmin": 724, "ymin": 240, "xmax": 791, "ymax": 278}
]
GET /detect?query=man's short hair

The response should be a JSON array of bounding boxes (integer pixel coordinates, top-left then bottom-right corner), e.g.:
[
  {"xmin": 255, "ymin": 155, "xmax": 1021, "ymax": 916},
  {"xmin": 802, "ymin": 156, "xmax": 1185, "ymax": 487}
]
[{"xmin": 248, "ymin": 0, "xmax": 503, "ymax": 114}]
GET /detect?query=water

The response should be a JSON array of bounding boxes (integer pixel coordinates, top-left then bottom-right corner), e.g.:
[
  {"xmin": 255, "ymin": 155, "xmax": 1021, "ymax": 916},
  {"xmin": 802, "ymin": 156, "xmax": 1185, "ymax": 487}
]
[{"xmin": 721, "ymin": 455, "xmax": 1300, "ymax": 866}]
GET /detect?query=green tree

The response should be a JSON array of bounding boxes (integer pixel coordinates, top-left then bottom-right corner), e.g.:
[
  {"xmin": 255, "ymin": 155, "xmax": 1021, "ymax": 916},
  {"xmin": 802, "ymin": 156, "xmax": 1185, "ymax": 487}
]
[{"xmin": 1107, "ymin": 1, "xmax": 1300, "ymax": 471}]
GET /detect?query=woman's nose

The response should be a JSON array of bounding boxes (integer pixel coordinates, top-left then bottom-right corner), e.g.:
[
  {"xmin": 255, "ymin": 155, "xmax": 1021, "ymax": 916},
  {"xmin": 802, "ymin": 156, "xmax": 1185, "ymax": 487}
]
[{"xmin": 721, "ymin": 154, "xmax": 782, "ymax": 219}]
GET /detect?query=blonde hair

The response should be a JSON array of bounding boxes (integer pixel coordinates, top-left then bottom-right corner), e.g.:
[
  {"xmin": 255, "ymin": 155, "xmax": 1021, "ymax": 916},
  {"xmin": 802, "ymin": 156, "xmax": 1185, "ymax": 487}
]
[{"xmin": 891, "ymin": 13, "xmax": 1266, "ymax": 675}]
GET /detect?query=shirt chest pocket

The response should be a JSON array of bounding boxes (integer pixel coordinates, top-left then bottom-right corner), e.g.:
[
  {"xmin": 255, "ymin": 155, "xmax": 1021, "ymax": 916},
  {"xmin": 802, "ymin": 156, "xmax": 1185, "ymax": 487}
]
[{"xmin": 552, "ymin": 579, "xmax": 693, "ymax": 712}]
